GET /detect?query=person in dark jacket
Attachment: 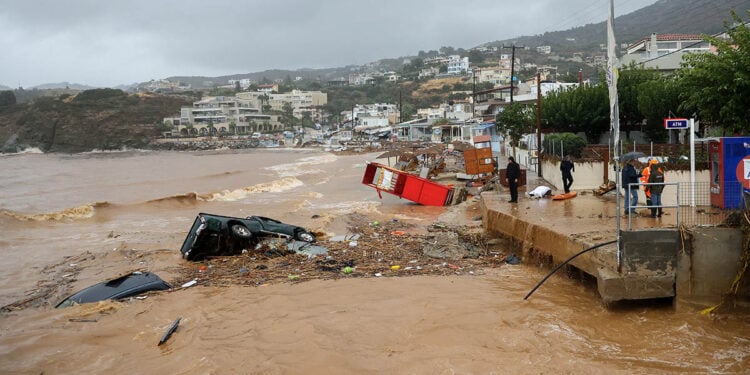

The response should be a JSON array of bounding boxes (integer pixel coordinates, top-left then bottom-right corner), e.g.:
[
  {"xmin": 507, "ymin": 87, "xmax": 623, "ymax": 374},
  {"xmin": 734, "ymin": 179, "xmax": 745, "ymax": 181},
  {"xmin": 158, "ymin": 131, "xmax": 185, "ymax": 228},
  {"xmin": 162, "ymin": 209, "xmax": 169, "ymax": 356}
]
[
  {"xmin": 560, "ymin": 155, "xmax": 575, "ymax": 193},
  {"xmin": 506, "ymin": 156, "xmax": 521, "ymax": 203},
  {"xmin": 621, "ymin": 159, "xmax": 641, "ymax": 214},
  {"xmin": 647, "ymin": 161, "xmax": 665, "ymax": 217}
]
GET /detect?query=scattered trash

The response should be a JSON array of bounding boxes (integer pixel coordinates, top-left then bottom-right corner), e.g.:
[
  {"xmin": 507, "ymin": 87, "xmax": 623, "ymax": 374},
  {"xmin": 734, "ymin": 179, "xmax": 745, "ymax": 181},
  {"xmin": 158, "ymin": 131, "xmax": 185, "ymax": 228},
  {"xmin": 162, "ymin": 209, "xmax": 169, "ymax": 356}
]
[
  {"xmin": 343, "ymin": 266, "xmax": 353, "ymax": 274},
  {"xmin": 287, "ymin": 241, "xmax": 329, "ymax": 257},
  {"xmin": 329, "ymin": 234, "xmax": 361, "ymax": 242},
  {"xmin": 391, "ymin": 231, "xmax": 406, "ymax": 236},
  {"xmin": 372, "ymin": 221, "xmax": 380, "ymax": 227},
  {"xmin": 239, "ymin": 267, "xmax": 249, "ymax": 274},
  {"xmin": 348, "ymin": 241, "xmax": 358, "ymax": 247},
  {"xmin": 181, "ymin": 279, "xmax": 197, "ymax": 288},
  {"xmin": 288, "ymin": 275, "xmax": 300, "ymax": 281},
  {"xmin": 136, "ymin": 296, "xmax": 148, "ymax": 300},
  {"xmin": 158, "ymin": 317, "xmax": 181, "ymax": 346},
  {"xmin": 374, "ymin": 273, "xmax": 382, "ymax": 277},
  {"xmin": 390, "ymin": 265, "xmax": 401, "ymax": 271},
  {"xmin": 199, "ymin": 265, "xmax": 207, "ymax": 272},
  {"xmin": 505, "ymin": 254, "xmax": 522, "ymax": 265}
]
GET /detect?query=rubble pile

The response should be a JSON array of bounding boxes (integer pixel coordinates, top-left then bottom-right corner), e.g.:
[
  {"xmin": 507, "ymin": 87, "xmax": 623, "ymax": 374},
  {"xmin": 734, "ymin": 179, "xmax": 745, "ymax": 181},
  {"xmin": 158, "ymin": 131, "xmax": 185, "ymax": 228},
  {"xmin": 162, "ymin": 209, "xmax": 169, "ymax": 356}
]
[{"xmin": 175, "ymin": 213, "xmax": 510, "ymax": 287}]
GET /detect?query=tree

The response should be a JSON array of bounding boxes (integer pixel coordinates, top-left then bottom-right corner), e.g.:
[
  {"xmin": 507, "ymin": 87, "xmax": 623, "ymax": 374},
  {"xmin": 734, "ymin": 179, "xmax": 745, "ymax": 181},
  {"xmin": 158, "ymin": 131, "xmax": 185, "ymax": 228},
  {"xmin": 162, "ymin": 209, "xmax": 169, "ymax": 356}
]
[
  {"xmin": 678, "ymin": 10, "xmax": 750, "ymax": 134},
  {"xmin": 0, "ymin": 90, "xmax": 16, "ymax": 107},
  {"xmin": 543, "ymin": 133, "xmax": 587, "ymax": 158},
  {"xmin": 300, "ymin": 112, "xmax": 315, "ymax": 128},
  {"xmin": 260, "ymin": 94, "xmax": 271, "ymax": 113},
  {"xmin": 541, "ymin": 83, "xmax": 609, "ymax": 142},
  {"xmin": 617, "ymin": 64, "xmax": 661, "ymax": 129},
  {"xmin": 636, "ymin": 76, "xmax": 684, "ymax": 143},
  {"xmin": 280, "ymin": 102, "xmax": 298, "ymax": 131},
  {"xmin": 496, "ymin": 102, "xmax": 534, "ymax": 149}
]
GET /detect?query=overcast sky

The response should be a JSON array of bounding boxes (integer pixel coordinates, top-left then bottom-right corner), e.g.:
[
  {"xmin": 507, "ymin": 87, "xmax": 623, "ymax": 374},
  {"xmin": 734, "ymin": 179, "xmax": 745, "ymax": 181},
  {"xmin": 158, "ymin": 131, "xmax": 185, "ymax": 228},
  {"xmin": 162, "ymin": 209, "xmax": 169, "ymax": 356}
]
[{"xmin": 0, "ymin": 0, "xmax": 659, "ymax": 88}]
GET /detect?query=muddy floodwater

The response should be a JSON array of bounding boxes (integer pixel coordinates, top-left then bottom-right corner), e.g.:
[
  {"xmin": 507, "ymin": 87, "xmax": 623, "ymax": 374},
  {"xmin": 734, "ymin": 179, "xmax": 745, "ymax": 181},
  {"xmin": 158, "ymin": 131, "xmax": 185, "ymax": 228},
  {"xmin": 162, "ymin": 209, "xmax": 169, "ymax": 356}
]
[{"xmin": 1, "ymin": 149, "xmax": 749, "ymax": 374}]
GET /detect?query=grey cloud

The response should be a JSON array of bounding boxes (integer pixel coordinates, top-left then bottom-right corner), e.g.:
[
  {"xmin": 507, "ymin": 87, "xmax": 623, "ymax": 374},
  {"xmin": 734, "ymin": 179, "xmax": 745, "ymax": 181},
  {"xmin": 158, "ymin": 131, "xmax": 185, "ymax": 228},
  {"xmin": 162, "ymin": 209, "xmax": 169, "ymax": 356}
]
[{"xmin": 0, "ymin": 0, "xmax": 659, "ymax": 87}]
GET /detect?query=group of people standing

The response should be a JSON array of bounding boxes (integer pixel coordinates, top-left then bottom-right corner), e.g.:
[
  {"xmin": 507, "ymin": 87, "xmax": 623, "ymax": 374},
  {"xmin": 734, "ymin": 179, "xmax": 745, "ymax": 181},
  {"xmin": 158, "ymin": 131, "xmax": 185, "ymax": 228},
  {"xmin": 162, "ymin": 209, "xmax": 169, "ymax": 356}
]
[
  {"xmin": 504, "ymin": 155, "xmax": 574, "ymax": 203},
  {"xmin": 622, "ymin": 158, "xmax": 665, "ymax": 217},
  {"xmin": 504, "ymin": 154, "xmax": 666, "ymax": 218}
]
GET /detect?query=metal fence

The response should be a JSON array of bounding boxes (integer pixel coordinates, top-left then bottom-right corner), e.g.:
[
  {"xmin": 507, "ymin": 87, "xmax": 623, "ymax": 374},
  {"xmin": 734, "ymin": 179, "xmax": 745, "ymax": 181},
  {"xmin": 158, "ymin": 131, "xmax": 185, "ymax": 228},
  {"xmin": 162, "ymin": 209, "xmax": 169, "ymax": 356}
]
[
  {"xmin": 626, "ymin": 181, "xmax": 744, "ymax": 228},
  {"xmin": 678, "ymin": 181, "xmax": 744, "ymax": 227}
]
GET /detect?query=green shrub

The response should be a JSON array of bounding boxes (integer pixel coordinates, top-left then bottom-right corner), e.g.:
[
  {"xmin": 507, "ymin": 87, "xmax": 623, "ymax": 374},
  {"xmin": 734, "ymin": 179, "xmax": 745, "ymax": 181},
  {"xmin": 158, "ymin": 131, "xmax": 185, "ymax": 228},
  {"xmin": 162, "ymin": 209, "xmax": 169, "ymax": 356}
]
[
  {"xmin": 72, "ymin": 88, "xmax": 127, "ymax": 102},
  {"xmin": 543, "ymin": 133, "xmax": 587, "ymax": 158}
]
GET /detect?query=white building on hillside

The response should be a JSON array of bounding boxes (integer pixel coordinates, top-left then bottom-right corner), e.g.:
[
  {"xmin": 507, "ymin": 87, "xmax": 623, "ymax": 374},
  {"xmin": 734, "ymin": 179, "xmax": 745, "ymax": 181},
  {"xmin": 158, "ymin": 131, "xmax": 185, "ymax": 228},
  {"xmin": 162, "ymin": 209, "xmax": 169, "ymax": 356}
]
[
  {"xmin": 447, "ymin": 55, "xmax": 470, "ymax": 75},
  {"xmin": 619, "ymin": 33, "xmax": 713, "ymax": 73}
]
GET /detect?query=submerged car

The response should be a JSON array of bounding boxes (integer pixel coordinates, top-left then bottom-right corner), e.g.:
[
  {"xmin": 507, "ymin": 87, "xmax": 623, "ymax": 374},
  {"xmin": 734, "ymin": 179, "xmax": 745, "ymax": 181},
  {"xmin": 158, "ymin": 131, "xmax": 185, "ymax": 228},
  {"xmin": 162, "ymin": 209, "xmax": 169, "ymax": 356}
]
[
  {"xmin": 180, "ymin": 212, "xmax": 316, "ymax": 261},
  {"xmin": 56, "ymin": 272, "xmax": 171, "ymax": 308}
]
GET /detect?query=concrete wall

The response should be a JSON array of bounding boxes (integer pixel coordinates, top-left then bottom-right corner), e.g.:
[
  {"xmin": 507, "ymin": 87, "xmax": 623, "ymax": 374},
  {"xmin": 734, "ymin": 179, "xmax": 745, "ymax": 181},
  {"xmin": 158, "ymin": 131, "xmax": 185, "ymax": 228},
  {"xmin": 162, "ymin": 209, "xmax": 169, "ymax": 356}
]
[
  {"xmin": 508, "ymin": 146, "xmax": 710, "ymax": 207},
  {"xmin": 677, "ymin": 227, "xmax": 748, "ymax": 306}
]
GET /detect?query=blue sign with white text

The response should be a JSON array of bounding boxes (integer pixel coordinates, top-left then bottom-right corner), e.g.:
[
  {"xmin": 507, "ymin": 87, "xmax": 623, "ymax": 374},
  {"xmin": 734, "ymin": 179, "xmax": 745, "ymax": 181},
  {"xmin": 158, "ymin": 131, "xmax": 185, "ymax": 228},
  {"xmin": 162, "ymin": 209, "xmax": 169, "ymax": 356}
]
[{"xmin": 664, "ymin": 118, "xmax": 689, "ymax": 129}]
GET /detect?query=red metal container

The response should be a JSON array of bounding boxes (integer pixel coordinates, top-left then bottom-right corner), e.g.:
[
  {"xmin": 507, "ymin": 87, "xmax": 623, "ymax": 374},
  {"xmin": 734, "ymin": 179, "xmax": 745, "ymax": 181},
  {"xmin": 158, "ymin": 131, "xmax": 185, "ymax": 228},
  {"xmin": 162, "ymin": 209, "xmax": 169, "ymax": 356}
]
[{"xmin": 362, "ymin": 162, "xmax": 454, "ymax": 206}]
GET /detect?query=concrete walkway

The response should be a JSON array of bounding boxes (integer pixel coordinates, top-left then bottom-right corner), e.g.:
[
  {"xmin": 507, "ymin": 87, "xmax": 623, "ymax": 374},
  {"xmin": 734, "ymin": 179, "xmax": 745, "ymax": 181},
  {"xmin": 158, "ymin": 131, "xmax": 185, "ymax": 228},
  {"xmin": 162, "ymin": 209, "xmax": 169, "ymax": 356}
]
[{"xmin": 481, "ymin": 157, "xmax": 681, "ymax": 303}]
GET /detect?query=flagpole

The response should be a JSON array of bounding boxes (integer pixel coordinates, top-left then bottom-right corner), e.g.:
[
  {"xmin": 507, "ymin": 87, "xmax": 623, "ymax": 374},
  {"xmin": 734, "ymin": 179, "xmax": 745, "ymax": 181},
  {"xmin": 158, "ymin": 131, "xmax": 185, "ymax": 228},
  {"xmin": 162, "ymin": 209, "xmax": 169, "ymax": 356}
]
[{"xmin": 607, "ymin": 0, "xmax": 622, "ymax": 272}]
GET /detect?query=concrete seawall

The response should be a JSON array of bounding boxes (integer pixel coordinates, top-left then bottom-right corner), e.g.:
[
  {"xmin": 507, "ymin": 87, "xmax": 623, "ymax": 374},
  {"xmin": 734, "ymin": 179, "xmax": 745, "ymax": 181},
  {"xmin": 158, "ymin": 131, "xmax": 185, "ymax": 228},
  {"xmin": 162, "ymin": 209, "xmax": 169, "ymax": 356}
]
[{"xmin": 480, "ymin": 189, "xmax": 746, "ymax": 305}]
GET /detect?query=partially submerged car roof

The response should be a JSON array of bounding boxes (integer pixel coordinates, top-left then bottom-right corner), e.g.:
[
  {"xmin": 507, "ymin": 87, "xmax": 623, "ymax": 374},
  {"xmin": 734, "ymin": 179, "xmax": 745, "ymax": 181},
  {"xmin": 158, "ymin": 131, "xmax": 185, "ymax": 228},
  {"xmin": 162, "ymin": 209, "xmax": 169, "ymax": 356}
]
[{"xmin": 56, "ymin": 271, "xmax": 171, "ymax": 308}]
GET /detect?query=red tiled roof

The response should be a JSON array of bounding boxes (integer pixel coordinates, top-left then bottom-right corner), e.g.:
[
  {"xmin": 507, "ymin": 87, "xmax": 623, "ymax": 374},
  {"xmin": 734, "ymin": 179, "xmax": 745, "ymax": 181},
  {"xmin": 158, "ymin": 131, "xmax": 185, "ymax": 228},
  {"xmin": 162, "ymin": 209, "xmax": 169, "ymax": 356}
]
[
  {"xmin": 627, "ymin": 34, "xmax": 704, "ymax": 49},
  {"xmin": 653, "ymin": 34, "xmax": 703, "ymax": 41}
]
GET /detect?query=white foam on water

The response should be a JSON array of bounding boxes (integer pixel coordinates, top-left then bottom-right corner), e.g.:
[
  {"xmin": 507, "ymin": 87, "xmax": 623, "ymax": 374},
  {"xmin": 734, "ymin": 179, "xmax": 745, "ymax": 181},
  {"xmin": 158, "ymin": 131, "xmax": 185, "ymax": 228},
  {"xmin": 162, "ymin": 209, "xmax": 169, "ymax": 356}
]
[
  {"xmin": 266, "ymin": 153, "xmax": 338, "ymax": 177},
  {"xmin": 0, "ymin": 147, "xmax": 45, "ymax": 156},
  {"xmin": 307, "ymin": 200, "xmax": 382, "ymax": 215},
  {"xmin": 203, "ymin": 177, "xmax": 304, "ymax": 202}
]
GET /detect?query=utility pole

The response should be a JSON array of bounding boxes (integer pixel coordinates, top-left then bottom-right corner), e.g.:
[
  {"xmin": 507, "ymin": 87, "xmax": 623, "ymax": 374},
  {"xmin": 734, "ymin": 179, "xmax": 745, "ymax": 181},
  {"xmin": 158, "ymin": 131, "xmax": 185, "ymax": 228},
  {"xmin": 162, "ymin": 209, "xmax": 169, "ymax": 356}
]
[
  {"xmin": 398, "ymin": 90, "xmax": 402, "ymax": 123},
  {"xmin": 503, "ymin": 44, "xmax": 523, "ymax": 103},
  {"xmin": 472, "ymin": 70, "xmax": 477, "ymax": 119},
  {"xmin": 536, "ymin": 72, "xmax": 542, "ymax": 176}
]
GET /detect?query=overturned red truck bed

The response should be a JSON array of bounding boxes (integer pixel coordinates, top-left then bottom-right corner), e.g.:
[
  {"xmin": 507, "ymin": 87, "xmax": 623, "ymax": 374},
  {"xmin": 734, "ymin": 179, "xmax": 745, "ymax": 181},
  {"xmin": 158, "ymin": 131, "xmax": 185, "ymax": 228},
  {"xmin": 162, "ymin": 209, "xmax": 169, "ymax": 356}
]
[{"xmin": 361, "ymin": 162, "xmax": 455, "ymax": 206}]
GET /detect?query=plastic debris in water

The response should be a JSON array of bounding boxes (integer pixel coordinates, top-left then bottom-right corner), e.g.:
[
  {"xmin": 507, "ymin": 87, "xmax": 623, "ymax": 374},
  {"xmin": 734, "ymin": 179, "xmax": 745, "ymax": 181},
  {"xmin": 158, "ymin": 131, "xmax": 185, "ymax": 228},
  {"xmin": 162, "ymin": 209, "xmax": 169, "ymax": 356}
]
[
  {"xmin": 181, "ymin": 279, "xmax": 197, "ymax": 288},
  {"xmin": 157, "ymin": 317, "xmax": 181, "ymax": 346}
]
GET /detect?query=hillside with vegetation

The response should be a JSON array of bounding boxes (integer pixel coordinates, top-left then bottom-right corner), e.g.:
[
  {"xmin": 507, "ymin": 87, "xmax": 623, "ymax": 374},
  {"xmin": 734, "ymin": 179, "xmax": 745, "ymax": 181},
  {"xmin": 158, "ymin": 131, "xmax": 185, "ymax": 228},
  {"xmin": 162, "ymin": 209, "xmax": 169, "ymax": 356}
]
[
  {"xmin": 487, "ymin": 0, "xmax": 750, "ymax": 51},
  {"xmin": 0, "ymin": 89, "xmax": 191, "ymax": 153}
]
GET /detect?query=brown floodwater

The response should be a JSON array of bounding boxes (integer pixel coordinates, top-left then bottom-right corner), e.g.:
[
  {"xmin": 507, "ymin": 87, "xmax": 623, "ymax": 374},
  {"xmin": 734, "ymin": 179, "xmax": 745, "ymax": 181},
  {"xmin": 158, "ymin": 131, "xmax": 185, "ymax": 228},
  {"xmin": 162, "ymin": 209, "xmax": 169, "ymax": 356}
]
[{"xmin": 1, "ymin": 149, "xmax": 749, "ymax": 374}]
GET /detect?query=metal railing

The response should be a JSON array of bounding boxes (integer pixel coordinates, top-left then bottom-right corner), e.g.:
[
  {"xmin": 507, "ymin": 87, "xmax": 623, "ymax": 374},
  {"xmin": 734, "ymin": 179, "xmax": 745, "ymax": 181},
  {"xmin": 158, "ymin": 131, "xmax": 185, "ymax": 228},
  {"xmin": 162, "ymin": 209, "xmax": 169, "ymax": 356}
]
[
  {"xmin": 625, "ymin": 182, "xmax": 680, "ymax": 229},
  {"xmin": 625, "ymin": 181, "xmax": 743, "ymax": 229}
]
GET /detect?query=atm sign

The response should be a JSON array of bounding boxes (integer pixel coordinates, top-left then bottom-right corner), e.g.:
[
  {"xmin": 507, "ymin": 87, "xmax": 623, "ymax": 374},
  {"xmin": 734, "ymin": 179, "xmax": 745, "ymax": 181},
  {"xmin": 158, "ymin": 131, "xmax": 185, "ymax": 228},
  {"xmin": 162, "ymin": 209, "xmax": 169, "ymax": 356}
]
[{"xmin": 664, "ymin": 118, "xmax": 689, "ymax": 129}]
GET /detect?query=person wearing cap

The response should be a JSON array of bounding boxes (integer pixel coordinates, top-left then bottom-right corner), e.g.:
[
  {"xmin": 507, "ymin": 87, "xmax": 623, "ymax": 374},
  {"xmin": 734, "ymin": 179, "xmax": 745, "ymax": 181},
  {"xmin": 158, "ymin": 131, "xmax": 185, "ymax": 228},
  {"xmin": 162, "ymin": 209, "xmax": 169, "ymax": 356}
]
[
  {"xmin": 647, "ymin": 160, "xmax": 665, "ymax": 217},
  {"xmin": 506, "ymin": 156, "xmax": 520, "ymax": 203}
]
